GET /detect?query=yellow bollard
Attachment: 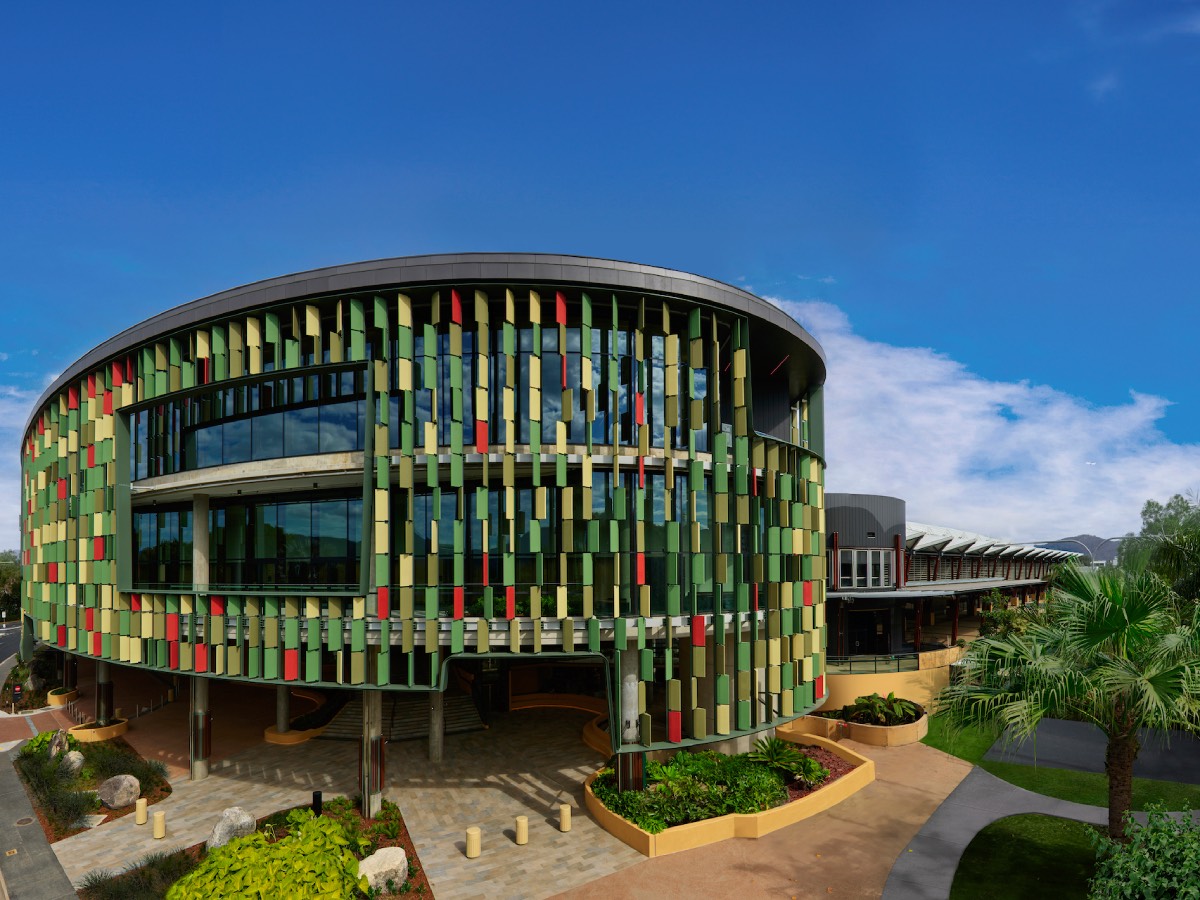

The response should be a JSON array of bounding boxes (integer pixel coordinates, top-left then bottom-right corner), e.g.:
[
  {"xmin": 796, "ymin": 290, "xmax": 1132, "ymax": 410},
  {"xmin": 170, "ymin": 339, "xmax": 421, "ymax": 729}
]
[
  {"xmin": 153, "ymin": 811, "xmax": 166, "ymax": 839},
  {"xmin": 135, "ymin": 798, "xmax": 148, "ymax": 826},
  {"xmin": 515, "ymin": 815, "xmax": 528, "ymax": 845},
  {"xmin": 559, "ymin": 803, "xmax": 572, "ymax": 833},
  {"xmin": 465, "ymin": 826, "xmax": 481, "ymax": 859}
]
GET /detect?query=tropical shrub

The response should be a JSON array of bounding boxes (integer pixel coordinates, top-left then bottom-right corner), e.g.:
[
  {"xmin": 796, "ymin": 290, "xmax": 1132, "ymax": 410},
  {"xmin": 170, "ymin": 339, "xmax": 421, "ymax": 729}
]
[
  {"xmin": 592, "ymin": 749, "xmax": 792, "ymax": 833},
  {"xmin": 747, "ymin": 737, "xmax": 830, "ymax": 788},
  {"xmin": 167, "ymin": 808, "xmax": 368, "ymax": 899},
  {"xmin": 1090, "ymin": 804, "xmax": 1200, "ymax": 898},
  {"xmin": 22, "ymin": 729, "xmax": 81, "ymax": 757},
  {"xmin": 840, "ymin": 692, "xmax": 922, "ymax": 726}
]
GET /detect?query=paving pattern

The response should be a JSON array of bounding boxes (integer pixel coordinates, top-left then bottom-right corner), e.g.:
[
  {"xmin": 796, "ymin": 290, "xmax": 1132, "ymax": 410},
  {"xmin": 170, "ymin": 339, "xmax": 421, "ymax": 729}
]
[
  {"xmin": 388, "ymin": 709, "xmax": 646, "ymax": 900},
  {"xmin": 52, "ymin": 737, "xmax": 358, "ymax": 886}
]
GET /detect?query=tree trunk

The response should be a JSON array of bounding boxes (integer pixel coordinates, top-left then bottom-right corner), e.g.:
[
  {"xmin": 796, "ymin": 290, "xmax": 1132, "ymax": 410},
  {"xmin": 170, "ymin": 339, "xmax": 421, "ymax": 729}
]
[{"xmin": 1105, "ymin": 730, "xmax": 1140, "ymax": 841}]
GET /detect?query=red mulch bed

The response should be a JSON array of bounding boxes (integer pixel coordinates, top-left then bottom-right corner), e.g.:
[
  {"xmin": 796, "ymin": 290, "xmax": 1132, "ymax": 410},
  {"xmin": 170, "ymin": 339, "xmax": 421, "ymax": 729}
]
[
  {"xmin": 16, "ymin": 736, "xmax": 173, "ymax": 843},
  {"xmin": 252, "ymin": 802, "xmax": 434, "ymax": 898},
  {"xmin": 784, "ymin": 746, "xmax": 857, "ymax": 803}
]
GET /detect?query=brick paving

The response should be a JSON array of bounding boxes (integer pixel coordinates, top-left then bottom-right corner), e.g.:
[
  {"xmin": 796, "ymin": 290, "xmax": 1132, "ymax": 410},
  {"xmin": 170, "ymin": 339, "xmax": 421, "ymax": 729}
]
[
  {"xmin": 387, "ymin": 709, "xmax": 645, "ymax": 900},
  {"xmin": 52, "ymin": 737, "xmax": 359, "ymax": 885}
]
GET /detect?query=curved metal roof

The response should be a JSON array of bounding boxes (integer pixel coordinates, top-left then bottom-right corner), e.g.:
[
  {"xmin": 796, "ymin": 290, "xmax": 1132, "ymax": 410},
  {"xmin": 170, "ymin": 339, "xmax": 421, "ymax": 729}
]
[
  {"xmin": 906, "ymin": 521, "xmax": 1080, "ymax": 561},
  {"xmin": 26, "ymin": 253, "xmax": 827, "ymax": 438}
]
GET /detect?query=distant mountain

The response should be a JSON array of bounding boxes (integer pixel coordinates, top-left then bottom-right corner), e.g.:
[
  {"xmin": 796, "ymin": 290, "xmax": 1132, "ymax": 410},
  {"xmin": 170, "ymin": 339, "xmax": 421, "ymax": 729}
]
[{"xmin": 1036, "ymin": 533, "xmax": 1123, "ymax": 563}]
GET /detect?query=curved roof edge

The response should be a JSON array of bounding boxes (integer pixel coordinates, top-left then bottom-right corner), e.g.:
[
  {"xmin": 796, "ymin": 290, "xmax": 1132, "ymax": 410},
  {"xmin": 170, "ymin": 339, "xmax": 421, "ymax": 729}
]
[{"xmin": 25, "ymin": 253, "xmax": 827, "ymax": 437}]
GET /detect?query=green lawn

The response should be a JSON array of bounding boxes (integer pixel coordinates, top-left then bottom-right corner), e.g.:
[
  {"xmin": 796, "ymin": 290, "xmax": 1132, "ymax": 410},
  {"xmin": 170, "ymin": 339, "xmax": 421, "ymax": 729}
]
[
  {"xmin": 949, "ymin": 814, "xmax": 1097, "ymax": 899},
  {"xmin": 923, "ymin": 717, "xmax": 1200, "ymax": 810}
]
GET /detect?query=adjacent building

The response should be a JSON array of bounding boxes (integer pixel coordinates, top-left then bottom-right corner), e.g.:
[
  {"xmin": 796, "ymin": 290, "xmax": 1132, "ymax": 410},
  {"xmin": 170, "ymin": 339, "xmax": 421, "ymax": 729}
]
[{"xmin": 822, "ymin": 492, "xmax": 1077, "ymax": 707}]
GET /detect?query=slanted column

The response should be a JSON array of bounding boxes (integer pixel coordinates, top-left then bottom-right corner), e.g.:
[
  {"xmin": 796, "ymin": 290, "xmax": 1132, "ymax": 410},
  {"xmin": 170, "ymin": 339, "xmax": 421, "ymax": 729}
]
[
  {"xmin": 96, "ymin": 660, "xmax": 114, "ymax": 726},
  {"xmin": 63, "ymin": 655, "xmax": 78, "ymax": 692},
  {"xmin": 276, "ymin": 686, "xmax": 291, "ymax": 734},
  {"xmin": 190, "ymin": 675, "xmax": 210, "ymax": 781},
  {"xmin": 193, "ymin": 494, "xmax": 210, "ymax": 590},
  {"xmin": 616, "ymin": 648, "xmax": 644, "ymax": 790},
  {"xmin": 361, "ymin": 689, "xmax": 384, "ymax": 818},
  {"xmin": 620, "ymin": 648, "xmax": 640, "ymax": 745},
  {"xmin": 428, "ymin": 691, "xmax": 444, "ymax": 764}
]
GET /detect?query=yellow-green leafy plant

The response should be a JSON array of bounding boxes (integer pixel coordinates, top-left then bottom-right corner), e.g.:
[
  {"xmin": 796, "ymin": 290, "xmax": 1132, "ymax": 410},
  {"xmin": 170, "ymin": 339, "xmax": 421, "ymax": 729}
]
[{"xmin": 166, "ymin": 809, "xmax": 368, "ymax": 899}]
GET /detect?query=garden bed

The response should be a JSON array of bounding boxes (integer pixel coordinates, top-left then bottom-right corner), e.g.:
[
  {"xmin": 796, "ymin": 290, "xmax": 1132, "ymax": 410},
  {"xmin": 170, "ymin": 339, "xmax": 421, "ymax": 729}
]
[
  {"xmin": 586, "ymin": 734, "xmax": 874, "ymax": 857},
  {"xmin": 14, "ymin": 733, "xmax": 172, "ymax": 842},
  {"xmin": 79, "ymin": 797, "xmax": 434, "ymax": 899}
]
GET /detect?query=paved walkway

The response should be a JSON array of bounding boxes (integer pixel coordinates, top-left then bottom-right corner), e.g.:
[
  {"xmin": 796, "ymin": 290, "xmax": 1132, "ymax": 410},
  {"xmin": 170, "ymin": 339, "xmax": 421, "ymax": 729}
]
[
  {"xmin": 556, "ymin": 740, "xmax": 974, "ymax": 900},
  {"xmin": 387, "ymin": 709, "xmax": 646, "ymax": 900},
  {"xmin": 883, "ymin": 767, "xmax": 1108, "ymax": 899}
]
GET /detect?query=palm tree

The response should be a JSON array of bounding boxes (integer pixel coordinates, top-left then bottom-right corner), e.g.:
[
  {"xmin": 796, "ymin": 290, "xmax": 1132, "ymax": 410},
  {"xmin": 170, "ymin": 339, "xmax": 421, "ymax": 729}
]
[{"xmin": 937, "ymin": 562, "xmax": 1200, "ymax": 840}]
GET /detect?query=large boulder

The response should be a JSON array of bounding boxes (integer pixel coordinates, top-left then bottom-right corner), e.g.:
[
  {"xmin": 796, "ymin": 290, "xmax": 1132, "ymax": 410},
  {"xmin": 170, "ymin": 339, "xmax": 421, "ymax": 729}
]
[
  {"xmin": 62, "ymin": 750, "xmax": 85, "ymax": 777},
  {"xmin": 48, "ymin": 729, "xmax": 70, "ymax": 758},
  {"xmin": 358, "ymin": 846, "xmax": 408, "ymax": 892},
  {"xmin": 97, "ymin": 774, "xmax": 140, "ymax": 809},
  {"xmin": 207, "ymin": 807, "xmax": 256, "ymax": 850}
]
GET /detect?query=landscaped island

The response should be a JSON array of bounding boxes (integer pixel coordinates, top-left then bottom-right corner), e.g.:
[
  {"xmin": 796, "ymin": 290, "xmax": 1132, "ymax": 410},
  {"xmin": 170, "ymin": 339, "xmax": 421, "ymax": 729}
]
[{"xmin": 586, "ymin": 733, "xmax": 874, "ymax": 857}]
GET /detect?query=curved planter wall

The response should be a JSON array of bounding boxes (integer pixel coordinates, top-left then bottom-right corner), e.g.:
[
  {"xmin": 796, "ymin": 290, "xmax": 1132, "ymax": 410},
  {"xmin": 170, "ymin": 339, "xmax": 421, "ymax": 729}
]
[{"xmin": 584, "ymin": 734, "xmax": 874, "ymax": 857}]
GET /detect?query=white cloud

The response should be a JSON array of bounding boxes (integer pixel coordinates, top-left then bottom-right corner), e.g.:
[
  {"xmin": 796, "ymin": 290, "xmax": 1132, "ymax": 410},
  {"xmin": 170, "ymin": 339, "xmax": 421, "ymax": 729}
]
[
  {"xmin": 1089, "ymin": 71, "xmax": 1120, "ymax": 101},
  {"xmin": 773, "ymin": 297, "xmax": 1197, "ymax": 541},
  {"xmin": 0, "ymin": 385, "xmax": 38, "ymax": 551}
]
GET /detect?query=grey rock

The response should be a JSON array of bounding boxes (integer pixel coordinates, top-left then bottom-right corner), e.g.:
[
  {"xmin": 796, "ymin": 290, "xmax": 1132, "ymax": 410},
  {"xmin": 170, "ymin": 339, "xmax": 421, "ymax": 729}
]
[
  {"xmin": 206, "ymin": 806, "xmax": 256, "ymax": 850},
  {"xmin": 62, "ymin": 750, "xmax": 85, "ymax": 777},
  {"xmin": 48, "ymin": 729, "xmax": 69, "ymax": 758},
  {"xmin": 358, "ymin": 846, "xmax": 408, "ymax": 892},
  {"xmin": 97, "ymin": 774, "xmax": 140, "ymax": 809}
]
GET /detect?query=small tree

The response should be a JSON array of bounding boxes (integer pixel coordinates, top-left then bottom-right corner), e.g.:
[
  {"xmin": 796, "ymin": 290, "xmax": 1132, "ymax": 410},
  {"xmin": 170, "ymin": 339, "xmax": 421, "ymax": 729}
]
[{"xmin": 938, "ymin": 562, "xmax": 1200, "ymax": 841}]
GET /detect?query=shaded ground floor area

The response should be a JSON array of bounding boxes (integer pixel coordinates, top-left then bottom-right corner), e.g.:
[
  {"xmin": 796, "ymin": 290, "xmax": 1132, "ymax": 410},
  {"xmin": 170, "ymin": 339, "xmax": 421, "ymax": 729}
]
[{"xmin": 6, "ymin": 651, "xmax": 982, "ymax": 899}]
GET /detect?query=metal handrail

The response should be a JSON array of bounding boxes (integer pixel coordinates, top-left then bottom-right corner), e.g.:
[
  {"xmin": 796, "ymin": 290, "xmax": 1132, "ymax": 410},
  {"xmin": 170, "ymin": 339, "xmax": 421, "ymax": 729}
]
[{"xmin": 825, "ymin": 653, "xmax": 921, "ymax": 674}]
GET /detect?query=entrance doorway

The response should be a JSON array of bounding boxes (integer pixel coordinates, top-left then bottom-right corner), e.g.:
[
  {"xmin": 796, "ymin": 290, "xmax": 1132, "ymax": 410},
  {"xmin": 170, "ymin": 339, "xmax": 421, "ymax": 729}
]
[{"xmin": 847, "ymin": 609, "xmax": 889, "ymax": 655}]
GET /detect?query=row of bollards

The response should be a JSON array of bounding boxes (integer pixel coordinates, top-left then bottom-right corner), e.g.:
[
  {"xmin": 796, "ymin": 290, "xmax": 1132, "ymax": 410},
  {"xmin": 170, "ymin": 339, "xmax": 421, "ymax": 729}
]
[
  {"xmin": 464, "ymin": 805, "xmax": 571, "ymax": 859},
  {"xmin": 134, "ymin": 797, "xmax": 167, "ymax": 839}
]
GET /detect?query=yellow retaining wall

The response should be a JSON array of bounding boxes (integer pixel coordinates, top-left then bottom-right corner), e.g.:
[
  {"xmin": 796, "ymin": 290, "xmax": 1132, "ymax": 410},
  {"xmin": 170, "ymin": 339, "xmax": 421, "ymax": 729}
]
[
  {"xmin": 584, "ymin": 735, "xmax": 875, "ymax": 858},
  {"xmin": 820, "ymin": 647, "xmax": 965, "ymax": 712},
  {"xmin": 69, "ymin": 719, "xmax": 129, "ymax": 742},
  {"xmin": 47, "ymin": 689, "xmax": 77, "ymax": 707},
  {"xmin": 263, "ymin": 724, "xmax": 327, "ymax": 745},
  {"xmin": 510, "ymin": 693, "xmax": 607, "ymax": 715},
  {"xmin": 780, "ymin": 714, "xmax": 928, "ymax": 746}
]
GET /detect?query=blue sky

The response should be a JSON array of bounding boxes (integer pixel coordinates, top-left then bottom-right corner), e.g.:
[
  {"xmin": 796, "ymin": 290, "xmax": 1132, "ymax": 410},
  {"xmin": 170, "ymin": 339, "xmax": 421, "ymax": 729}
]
[{"xmin": 2, "ymin": 1, "xmax": 1199, "ymax": 549}]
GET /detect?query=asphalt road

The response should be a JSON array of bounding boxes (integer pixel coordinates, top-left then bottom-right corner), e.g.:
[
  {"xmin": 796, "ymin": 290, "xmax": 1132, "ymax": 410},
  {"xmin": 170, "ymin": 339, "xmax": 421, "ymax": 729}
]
[
  {"xmin": 985, "ymin": 717, "xmax": 1200, "ymax": 785},
  {"xmin": 0, "ymin": 623, "xmax": 21, "ymax": 665}
]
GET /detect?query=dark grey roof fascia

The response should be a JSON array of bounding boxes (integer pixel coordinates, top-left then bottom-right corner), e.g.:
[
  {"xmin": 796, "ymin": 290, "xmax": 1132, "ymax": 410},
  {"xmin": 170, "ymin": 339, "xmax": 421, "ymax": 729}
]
[{"xmin": 25, "ymin": 253, "xmax": 826, "ymax": 436}]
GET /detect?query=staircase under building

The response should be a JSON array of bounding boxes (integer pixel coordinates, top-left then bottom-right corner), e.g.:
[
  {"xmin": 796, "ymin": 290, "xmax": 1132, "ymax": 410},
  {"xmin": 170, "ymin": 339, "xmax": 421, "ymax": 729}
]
[{"xmin": 318, "ymin": 691, "xmax": 486, "ymax": 742}]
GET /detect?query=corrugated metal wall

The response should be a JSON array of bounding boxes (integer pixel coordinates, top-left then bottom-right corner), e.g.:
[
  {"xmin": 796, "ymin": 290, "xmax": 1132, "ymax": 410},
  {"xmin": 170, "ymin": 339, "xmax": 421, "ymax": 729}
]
[{"xmin": 825, "ymin": 493, "xmax": 905, "ymax": 547}]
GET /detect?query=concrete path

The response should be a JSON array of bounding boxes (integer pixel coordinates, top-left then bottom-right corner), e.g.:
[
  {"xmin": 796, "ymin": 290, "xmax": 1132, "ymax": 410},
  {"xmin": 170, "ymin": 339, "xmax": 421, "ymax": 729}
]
[
  {"xmin": 0, "ymin": 747, "xmax": 77, "ymax": 900},
  {"xmin": 556, "ymin": 740, "xmax": 974, "ymax": 900},
  {"xmin": 388, "ymin": 709, "xmax": 646, "ymax": 900},
  {"xmin": 883, "ymin": 767, "xmax": 1109, "ymax": 899}
]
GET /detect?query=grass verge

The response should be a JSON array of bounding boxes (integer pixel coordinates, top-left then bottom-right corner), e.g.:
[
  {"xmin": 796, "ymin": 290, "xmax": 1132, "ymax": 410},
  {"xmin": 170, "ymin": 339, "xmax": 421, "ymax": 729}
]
[
  {"xmin": 949, "ymin": 814, "xmax": 1097, "ymax": 899},
  {"xmin": 923, "ymin": 718, "xmax": 1200, "ymax": 810}
]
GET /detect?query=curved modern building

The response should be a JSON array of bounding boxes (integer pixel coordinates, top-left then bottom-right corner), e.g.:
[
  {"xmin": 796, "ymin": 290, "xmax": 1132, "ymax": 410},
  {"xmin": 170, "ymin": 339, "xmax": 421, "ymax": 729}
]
[{"xmin": 19, "ymin": 253, "xmax": 828, "ymax": 805}]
